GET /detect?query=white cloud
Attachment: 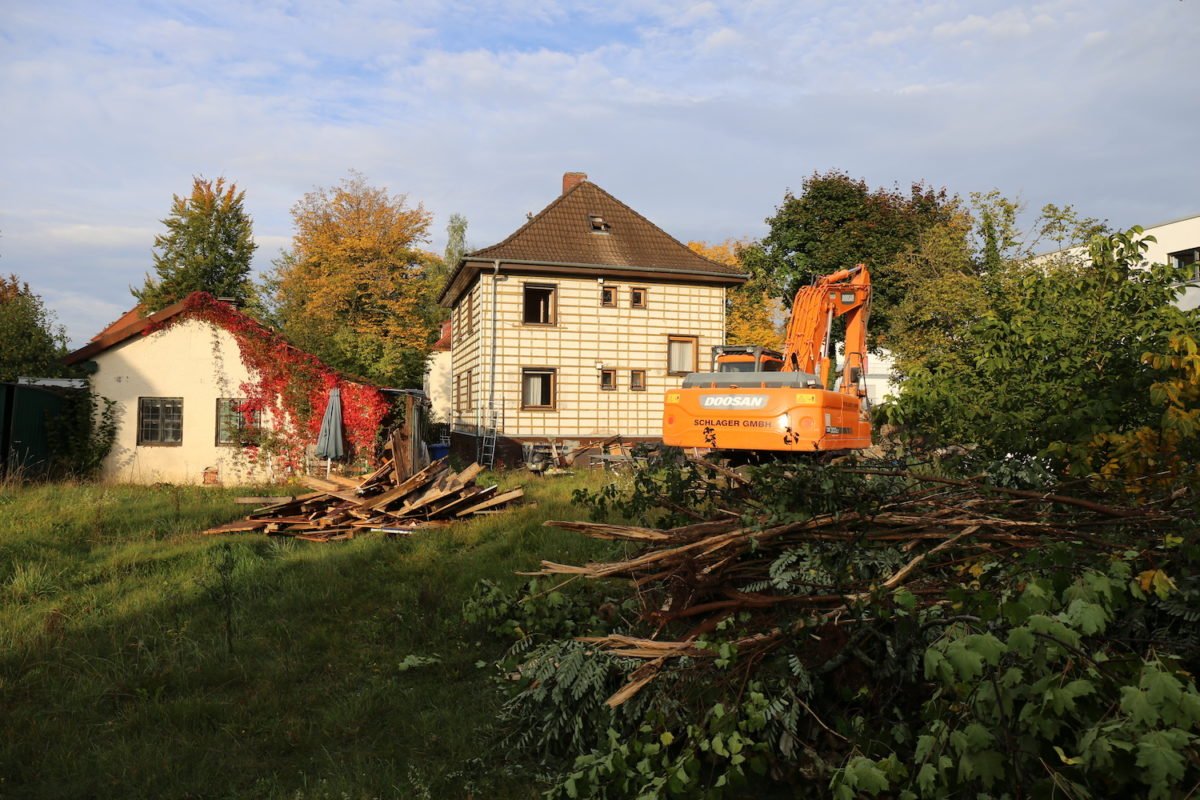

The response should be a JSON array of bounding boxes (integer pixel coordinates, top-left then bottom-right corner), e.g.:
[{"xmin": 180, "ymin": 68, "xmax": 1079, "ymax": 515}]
[{"xmin": 2, "ymin": 0, "xmax": 1198, "ymax": 347}]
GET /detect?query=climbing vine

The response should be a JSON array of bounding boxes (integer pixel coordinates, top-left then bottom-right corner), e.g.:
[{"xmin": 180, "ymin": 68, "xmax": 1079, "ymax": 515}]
[{"xmin": 145, "ymin": 292, "xmax": 389, "ymax": 470}]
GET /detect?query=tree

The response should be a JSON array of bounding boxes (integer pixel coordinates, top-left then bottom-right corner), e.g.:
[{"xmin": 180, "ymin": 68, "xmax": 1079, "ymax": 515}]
[
  {"xmin": 267, "ymin": 172, "xmax": 437, "ymax": 388},
  {"xmin": 0, "ymin": 274, "xmax": 69, "ymax": 381},
  {"xmin": 886, "ymin": 227, "xmax": 1200, "ymax": 473},
  {"xmin": 687, "ymin": 239, "xmax": 783, "ymax": 351},
  {"xmin": 740, "ymin": 170, "xmax": 954, "ymax": 344},
  {"xmin": 133, "ymin": 177, "xmax": 258, "ymax": 312}
]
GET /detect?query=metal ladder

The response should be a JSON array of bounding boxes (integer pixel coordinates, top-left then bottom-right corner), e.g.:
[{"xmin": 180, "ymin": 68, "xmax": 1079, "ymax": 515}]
[{"xmin": 479, "ymin": 414, "xmax": 498, "ymax": 468}]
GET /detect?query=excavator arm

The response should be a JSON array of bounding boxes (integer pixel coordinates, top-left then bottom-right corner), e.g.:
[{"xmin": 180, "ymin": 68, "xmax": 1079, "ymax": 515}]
[{"xmin": 780, "ymin": 264, "xmax": 871, "ymax": 398}]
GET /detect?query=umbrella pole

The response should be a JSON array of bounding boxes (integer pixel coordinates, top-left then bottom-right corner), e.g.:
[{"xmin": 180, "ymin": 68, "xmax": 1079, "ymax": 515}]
[{"xmin": 326, "ymin": 457, "xmax": 332, "ymax": 478}]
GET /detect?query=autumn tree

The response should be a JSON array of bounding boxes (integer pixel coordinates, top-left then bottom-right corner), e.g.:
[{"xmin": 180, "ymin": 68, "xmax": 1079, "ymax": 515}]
[
  {"xmin": 267, "ymin": 172, "xmax": 438, "ymax": 388},
  {"xmin": 687, "ymin": 239, "xmax": 783, "ymax": 351},
  {"xmin": 0, "ymin": 274, "xmax": 69, "ymax": 381},
  {"xmin": 740, "ymin": 170, "xmax": 954, "ymax": 343},
  {"xmin": 133, "ymin": 177, "xmax": 257, "ymax": 312}
]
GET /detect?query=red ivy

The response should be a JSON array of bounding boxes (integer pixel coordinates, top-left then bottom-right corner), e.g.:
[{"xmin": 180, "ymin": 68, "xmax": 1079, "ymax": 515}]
[{"xmin": 145, "ymin": 292, "xmax": 389, "ymax": 471}]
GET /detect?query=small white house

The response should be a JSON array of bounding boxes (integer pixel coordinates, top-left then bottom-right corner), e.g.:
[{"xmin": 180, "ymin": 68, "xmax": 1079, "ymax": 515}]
[{"xmin": 65, "ymin": 295, "xmax": 387, "ymax": 485}]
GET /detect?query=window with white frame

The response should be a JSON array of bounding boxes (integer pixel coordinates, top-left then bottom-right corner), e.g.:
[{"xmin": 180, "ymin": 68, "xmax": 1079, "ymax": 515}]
[{"xmin": 1169, "ymin": 247, "xmax": 1200, "ymax": 279}]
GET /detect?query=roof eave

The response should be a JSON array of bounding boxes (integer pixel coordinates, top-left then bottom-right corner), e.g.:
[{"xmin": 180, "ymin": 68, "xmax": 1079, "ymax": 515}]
[{"xmin": 439, "ymin": 257, "xmax": 747, "ymax": 307}]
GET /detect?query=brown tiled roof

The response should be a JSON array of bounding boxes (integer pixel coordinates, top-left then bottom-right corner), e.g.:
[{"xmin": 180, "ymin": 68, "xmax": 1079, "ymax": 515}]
[
  {"xmin": 439, "ymin": 179, "xmax": 746, "ymax": 306},
  {"xmin": 471, "ymin": 180, "xmax": 743, "ymax": 275},
  {"xmin": 91, "ymin": 305, "xmax": 147, "ymax": 342}
]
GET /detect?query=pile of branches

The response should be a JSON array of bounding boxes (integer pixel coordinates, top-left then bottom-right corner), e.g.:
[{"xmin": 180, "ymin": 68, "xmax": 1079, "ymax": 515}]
[{"xmin": 542, "ymin": 466, "xmax": 1187, "ymax": 707}]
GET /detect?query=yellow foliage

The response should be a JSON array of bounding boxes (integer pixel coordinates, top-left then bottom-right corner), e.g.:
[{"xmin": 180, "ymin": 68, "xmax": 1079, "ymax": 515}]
[
  {"xmin": 271, "ymin": 173, "xmax": 438, "ymax": 386},
  {"xmin": 1088, "ymin": 333, "xmax": 1200, "ymax": 494},
  {"xmin": 687, "ymin": 239, "xmax": 784, "ymax": 351}
]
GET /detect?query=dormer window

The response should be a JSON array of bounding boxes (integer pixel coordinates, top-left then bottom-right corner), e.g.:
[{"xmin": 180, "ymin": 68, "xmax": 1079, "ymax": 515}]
[{"xmin": 589, "ymin": 215, "xmax": 610, "ymax": 233}]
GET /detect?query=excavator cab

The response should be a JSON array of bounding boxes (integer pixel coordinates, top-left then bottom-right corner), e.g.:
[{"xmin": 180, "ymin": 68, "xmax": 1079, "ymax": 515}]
[{"xmin": 712, "ymin": 345, "xmax": 783, "ymax": 373}]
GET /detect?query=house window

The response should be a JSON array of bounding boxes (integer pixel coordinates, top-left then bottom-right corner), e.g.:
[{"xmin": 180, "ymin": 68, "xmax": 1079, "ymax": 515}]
[
  {"xmin": 521, "ymin": 368, "xmax": 556, "ymax": 409},
  {"xmin": 601, "ymin": 286, "xmax": 616, "ymax": 307},
  {"xmin": 630, "ymin": 287, "xmax": 647, "ymax": 309},
  {"xmin": 465, "ymin": 290, "xmax": 475, "ymax": 336},
  {"xmin": 216, "ymin": 398, "xmax": 261, "ymax": 446},
  {"xmin": 600, "ymin": 369, "xmax": 616, "ymax": 390},
  {"xmin": 630, "ymin": 370, "xmax": 646, "ymax": 391},
  {"xmin": 465, "ymin": 369, "xmax": 474, "ymax": 412},
  {"xmin": 668, "ymin": 336, "xmax": 698, "ymax": 375},
  {"xmin": 1169, "ymin": 247, "xmax": 1200, "ymax": 279},
  {"xmin": 137, "ymin": 397, "xmax": 183, "ymax": 445},
  {"xmin": 523, "ymin": 284, "xmax": 556, "ymax": 325},
  {"xmin": 589, "ymin": 215, "xmax": 610, "ymax": 233}
]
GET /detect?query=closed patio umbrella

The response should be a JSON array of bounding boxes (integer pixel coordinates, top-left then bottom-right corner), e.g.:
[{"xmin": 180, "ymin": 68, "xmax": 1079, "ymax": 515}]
[{"xmin": 315, "ymin": 388, "xmax": 344, "ymax": 475}]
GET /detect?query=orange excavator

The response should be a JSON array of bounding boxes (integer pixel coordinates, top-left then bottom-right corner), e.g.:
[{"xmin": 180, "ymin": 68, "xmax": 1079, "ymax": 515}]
[{"xmin": 663, "ymin": 264, "xmax": 872, "ymax": 454}]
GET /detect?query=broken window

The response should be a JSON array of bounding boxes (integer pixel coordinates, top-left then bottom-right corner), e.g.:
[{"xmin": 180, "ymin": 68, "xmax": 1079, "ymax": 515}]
[
  {"xmin": 668, "ymin": 335, "xmax": 698, "ymax": 375},
  {"xmin": 630, "ymin": 370, "xmax": 646, "ymax": 391},
  {"xmin": 216, "ymin": 398, "xmax": 261, "ymax": 446},
  {"xmin": 521, "ymin": 368, "xmax": 556, "ymax": 409},
  {"xmin": 523, "ymin": 284, "xmax": 556, "ymax": 325},
  {"xmin": 138, "ymin": 397, "xmax": 183, "ymax": 445},
  {"xmin": 630, "ymin": 287, "xmax": 647, "ymax": 308},
  {"xmin": 589, "ymin": 215, "xmax": 610, "ymax": 233},
  {"xmin": 600, "ymin": 369, "xmax": 616, "ymax": 390}
]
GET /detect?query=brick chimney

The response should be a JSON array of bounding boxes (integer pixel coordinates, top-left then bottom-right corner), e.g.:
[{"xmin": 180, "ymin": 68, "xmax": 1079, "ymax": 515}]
[{"xmin": 562, "ymin": 171, "xmax": 587, "ymax": 194}]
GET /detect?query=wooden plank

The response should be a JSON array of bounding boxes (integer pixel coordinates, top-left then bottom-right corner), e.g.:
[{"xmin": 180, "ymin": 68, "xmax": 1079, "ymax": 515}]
[
  {"xmin": 202, "ymin": 519, "xmax": 269, "ymax": 534},
  {"xmin": 301, "ymin": 475, "xmax": 342, "ymax": 492},
  {"xmin": 455, "ymin": 488, "xmax": 524, "ymax": 517},
  {"xmin": 426, "ymin": 485, "xmax": 495, "ymax": 519},
  {"xmin": 324, "ymin": 475, "xmax": 362, "ymax": 489},
  {"xmin": 368, "ymin": 458, "xmax": 449, "ymax": 511},
  {"xmin": 235, "ymin": 495, "xmax": 296, "ymax": 505}
]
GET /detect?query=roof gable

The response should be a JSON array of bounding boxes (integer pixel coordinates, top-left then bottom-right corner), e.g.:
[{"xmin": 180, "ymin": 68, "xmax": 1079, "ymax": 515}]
[{"xmin": 471, "ymin": 180, "xmax": 742, "ymax": 275}]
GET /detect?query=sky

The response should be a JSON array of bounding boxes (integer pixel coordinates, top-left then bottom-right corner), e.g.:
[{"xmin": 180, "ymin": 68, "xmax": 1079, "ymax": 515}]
[{"xmin": 1, "ymin": 0, "xmax": 1197, "ymax": 347}]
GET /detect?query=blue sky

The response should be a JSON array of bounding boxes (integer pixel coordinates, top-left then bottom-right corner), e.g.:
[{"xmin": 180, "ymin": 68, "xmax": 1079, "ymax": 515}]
[{"xmin": 1, "ymin": 0, "xmax": 1197, "ymax": 346}]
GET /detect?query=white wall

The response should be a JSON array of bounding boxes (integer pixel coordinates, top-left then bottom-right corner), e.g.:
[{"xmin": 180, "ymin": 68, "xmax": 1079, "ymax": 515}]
[
  {"xmin": 91, "ymin": 319, "xmax": 277, "ymax": 484},
  {"xmin": 424, "ymin": 350, "xmax": 452, "ymax": 423}
]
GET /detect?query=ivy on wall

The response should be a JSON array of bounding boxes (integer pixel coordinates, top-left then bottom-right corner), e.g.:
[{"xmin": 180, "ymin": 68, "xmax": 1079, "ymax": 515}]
[{"xmin": 146, "ymin": 292, "xmax": 389, "ymax": 470}]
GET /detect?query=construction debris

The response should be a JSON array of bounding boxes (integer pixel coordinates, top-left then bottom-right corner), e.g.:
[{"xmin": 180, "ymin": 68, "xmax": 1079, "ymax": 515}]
[
  {"xmin": 204, "ymin": 456, "xmax": 522, "ymax": 542},
  {"xmin": 539, "ymin": 466, "xmax": 1180, "ymax": 706}
]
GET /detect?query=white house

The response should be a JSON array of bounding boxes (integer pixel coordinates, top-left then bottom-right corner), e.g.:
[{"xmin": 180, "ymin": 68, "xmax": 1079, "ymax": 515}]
[
  {"xmin": 437, "ymin": 172, "xmax": 746, "ymax": 463},
  {"xmin": 65, "ymin": 294, "xmax": 387, "ymax": 485}
]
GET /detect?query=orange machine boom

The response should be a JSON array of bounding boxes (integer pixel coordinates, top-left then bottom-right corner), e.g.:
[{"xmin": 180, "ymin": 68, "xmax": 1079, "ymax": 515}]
[{"xmin": 663, "ymin": 264, "xmax": 872, "ymax": 453}]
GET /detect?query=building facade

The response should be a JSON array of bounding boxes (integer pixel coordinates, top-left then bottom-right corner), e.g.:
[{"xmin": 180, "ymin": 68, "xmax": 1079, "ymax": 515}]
[{"xmin": 439, "ymin": 173, "xmax": 745, "ymax": 458}]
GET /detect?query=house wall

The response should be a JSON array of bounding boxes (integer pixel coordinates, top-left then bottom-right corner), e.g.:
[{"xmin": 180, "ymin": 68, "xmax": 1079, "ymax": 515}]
[
  {"xmin": 451, "ymin": 272, "xmax": 726, "ymax": 440},
  {"xmin": 1035, "ymin": 214, "xmax": 1200, "ymax": 311},
  {"xmin": 1140, "ymin": 215, "xmax": 1200, "ymax": 311},
  {"xmin": 91, "ymin": 319, "xmax": 276, "ymax": 484},
  {"xmin": 423, "ymin": 350, "xmax": 453, "ymax": 423}
]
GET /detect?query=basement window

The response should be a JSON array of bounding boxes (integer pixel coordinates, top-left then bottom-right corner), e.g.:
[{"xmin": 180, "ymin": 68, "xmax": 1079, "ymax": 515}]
[
  {"xmin": 600, "ymin": 369, "xmax": 616, "ymax": 391},
  {"xmin": 138, "ymin": 397, "xmax": 183, "ymax": 445},
  {"xmin": 601, "ymin": 285, "xmax": 616, "ymax": 307},
  {"xmin": 630, "ymin": 287, "xmax": 647, "ymax": 309},
  {"xmin": 589, "ymin": 215, "xmax": 610, "ymax": 233},
  {"xmin": 630, "ymin": 370, "xmax": 646, "ymax": 391},
  {"xmin": 216, "ymin": 398, "xmax": 261, "ymax": 446},
  {"xmin": 523, "ymin": 284, "xmax": 557, "ymax": 325}
]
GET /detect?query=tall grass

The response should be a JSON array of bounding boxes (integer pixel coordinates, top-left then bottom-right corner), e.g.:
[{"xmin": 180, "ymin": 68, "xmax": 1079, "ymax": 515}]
[{"xmin": 0, "ymin": 472, "xmax": 613, "ymax": 799}]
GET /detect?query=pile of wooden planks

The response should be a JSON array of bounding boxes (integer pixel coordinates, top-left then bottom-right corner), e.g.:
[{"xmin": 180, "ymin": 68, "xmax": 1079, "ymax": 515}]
[{"xmin": 204, "ymin": 457, "xmax": 523, "ymax": 542}]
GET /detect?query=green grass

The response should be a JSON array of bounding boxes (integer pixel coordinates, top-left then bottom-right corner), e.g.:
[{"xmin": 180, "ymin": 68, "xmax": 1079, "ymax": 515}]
[{"xmin": 0, "ymin": 471, "xmax": 616, "ymax": 799}]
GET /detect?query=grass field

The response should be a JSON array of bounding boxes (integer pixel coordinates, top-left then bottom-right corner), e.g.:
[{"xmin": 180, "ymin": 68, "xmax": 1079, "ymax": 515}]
[{"xmin": 0, "ymin": 471, "xmax": 617, "ymax": 799}]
